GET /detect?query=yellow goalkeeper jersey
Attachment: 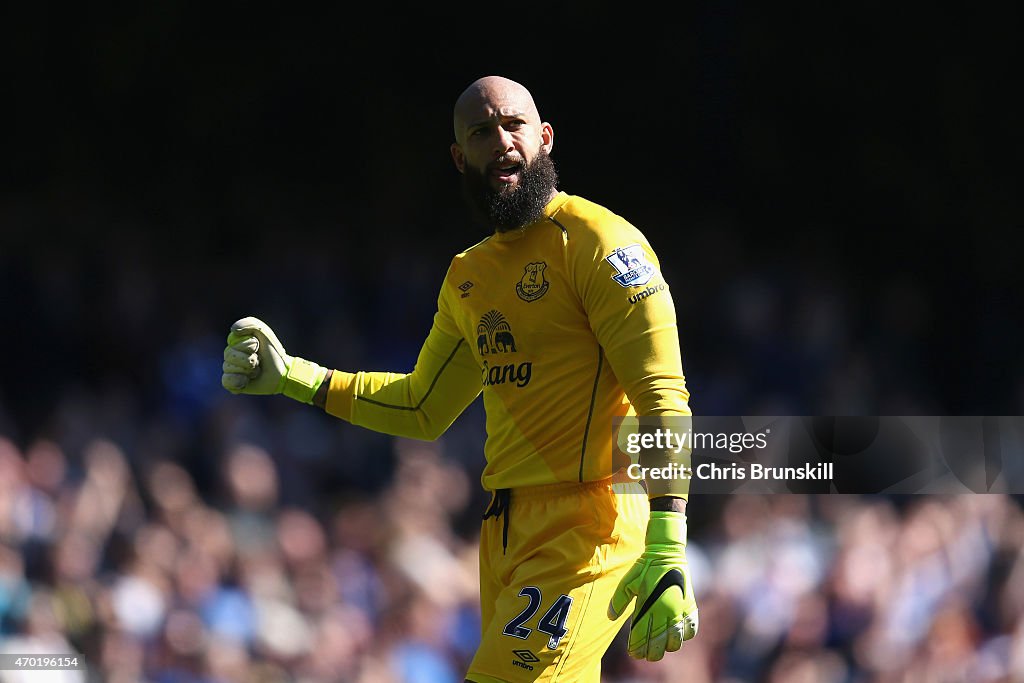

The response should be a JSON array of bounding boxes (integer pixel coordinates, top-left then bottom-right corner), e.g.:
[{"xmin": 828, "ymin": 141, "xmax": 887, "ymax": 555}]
[{"xmin": 325, "ymin": 191, "xmax": 690, "ymax": 491}]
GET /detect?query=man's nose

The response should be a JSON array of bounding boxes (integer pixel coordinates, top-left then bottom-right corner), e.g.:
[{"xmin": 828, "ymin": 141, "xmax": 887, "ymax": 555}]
[{"xmin": 493, "ymin": 126, "xmax": 515, "ymax": 155}]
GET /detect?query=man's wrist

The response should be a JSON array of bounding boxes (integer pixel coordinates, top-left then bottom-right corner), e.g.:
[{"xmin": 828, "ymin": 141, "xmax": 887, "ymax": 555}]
[
  {"xmin": 649, "ymin": 496, "xmax": 686, "ymax": 513},
  {"xmin": 313, "ymin": 369, "xmax": 333, "ymax": 409},
  {"xmin": 281, "ymin": 358, "xmax": 329, "ymax": 404}
]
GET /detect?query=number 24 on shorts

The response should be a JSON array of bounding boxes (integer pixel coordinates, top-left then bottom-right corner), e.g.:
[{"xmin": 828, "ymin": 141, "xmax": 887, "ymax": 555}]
[{"xmin": 502, "ymin": 587, "xmax": 574, "ymax": 649}]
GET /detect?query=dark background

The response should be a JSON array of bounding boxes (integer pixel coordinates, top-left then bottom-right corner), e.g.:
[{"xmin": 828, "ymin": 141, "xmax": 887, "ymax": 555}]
[{"xmin": 1, "ymin": 4, "xmax": 1021, "ymax": 495}]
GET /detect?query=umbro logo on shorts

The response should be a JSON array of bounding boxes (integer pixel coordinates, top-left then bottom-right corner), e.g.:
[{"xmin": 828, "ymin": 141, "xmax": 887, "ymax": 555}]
[{"xmin": 512, "ymin": 649, "xmax": 540, "ymax": 670}]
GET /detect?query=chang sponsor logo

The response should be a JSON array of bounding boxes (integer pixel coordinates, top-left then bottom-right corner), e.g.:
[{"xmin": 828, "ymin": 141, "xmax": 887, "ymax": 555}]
[
  {"xmin": 477, "ymin": 310, "xmax": 517, "ymax": 355},
  {"xmin": 476, "ymin": 309, "xmax": 533, "ymax": 388},
  {"xmin": 482, "ymin": 360, "xmax": 533, "ymax": 388}
]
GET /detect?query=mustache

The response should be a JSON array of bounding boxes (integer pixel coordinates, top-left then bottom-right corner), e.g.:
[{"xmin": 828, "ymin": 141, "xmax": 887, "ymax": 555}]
[{"xmin": 490, "ymin": 153, "xmax": 524, "ymax": 168}]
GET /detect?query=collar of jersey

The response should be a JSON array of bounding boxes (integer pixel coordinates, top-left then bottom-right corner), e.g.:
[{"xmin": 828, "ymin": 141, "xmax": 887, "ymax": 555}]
[{"xmin": 493, "ymin": 191, "xmax": 570, "ymax": 241}]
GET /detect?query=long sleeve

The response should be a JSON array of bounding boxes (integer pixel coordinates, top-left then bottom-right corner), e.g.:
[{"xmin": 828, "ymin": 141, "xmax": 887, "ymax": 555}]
[
  {"xmin": 567, "ymin": 214, "xmax": 692, "ymax": 498},
  {"xmin": 568, "ymin": 219, "xmax": 691, "ymax": 418},
  {"xmin": 324, "ymin": 277, "xmax": 482, "ymax": 440}
]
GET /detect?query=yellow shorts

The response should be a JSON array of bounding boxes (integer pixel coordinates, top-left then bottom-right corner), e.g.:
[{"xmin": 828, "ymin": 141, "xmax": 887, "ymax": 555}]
[{"xmin": 467, "ymin": 477, "xmax": 649, "ymax": 683}]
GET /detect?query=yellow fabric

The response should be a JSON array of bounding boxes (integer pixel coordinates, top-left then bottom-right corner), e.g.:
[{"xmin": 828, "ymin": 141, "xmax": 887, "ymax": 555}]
[
  {"xmin": 468, "ymin": 478, "xmax": 649, "ymax": 682},
  {"xmin": 323, "ymin": 319, "xmax": 481, "ymax": 440},
  {"xmin": 466, "ymin": 675, "xmax": 512, "ymax": 683},
  {"xmin": 325, "ymin": 191, "xmax": 691, "ymax": 492}
]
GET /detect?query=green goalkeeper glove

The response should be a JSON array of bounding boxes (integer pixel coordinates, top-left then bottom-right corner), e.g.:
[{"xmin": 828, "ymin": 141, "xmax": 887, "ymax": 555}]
[
  {"xmin": 608, "ymin": 511, "xmax": 699, "ymax": 661},
  {"xmin": 221, "ymin": 316, "xmax": 328, "ymax": 404}
]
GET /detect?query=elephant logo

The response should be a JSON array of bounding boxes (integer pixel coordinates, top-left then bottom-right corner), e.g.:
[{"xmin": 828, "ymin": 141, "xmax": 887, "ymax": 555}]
[
  {"xmin": 516, "ymin": 262, "xmax": 550, "ymax": 302},
  {"xmin": 494, "ymin": 330, "xmax": 517, "ymax": 352},
  {"xmin": 476, "ymin": 310, "xmax": 517, "ymax": 355}
]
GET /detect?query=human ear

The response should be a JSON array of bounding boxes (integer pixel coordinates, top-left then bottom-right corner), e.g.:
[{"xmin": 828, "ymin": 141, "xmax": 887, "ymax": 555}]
[
  {"xmin": 540, "ymin": 122, "xmax": 554, "ymax": 154},
  {"xmin": 450, "ymin": 143, "xmax": 466, "ymax": 173}
]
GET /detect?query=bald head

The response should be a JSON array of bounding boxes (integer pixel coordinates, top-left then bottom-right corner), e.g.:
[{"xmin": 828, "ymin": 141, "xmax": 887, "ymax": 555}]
[
  {"xmin": 449, "ymin": 75, "xmax": 556, "ymax": 224},
  {"xmin": 453, "ymin": 76, "xmax": 542, "ymax": 143}
]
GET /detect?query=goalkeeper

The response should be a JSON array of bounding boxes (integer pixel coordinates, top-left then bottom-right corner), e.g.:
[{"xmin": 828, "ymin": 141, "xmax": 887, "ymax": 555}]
[{"xmin": 222, "ymin": 75, "xmax": 698, "ymax": 682}]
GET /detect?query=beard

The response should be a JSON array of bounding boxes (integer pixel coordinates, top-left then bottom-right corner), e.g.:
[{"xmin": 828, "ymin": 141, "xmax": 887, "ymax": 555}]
[{"xmin": 461, "ymin": 149, "xmax": 559, "ymax": 233}]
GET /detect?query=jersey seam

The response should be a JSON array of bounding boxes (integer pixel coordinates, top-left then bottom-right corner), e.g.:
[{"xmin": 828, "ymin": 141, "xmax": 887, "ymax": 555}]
[
  {"xmin": 354, "ymin": 339, "xmax": 466, "ymax": 411},
  {"xmin": 578, "ymin": 347, "xmax": 603, "ymax": 482},
  {"xmin": 548, "ymin": 215, "xmax": 569, "ymax": 238},
  {"xmin": 551, "ymin": 578, "xmax": 597, "ymax": 680},
  {"xmin": 549, "ymin": 215, "xmax": 587, "ymax": 317},
  {"xmin": 461, "ymin": 235, "xmax": 493, "ymax": 255}
]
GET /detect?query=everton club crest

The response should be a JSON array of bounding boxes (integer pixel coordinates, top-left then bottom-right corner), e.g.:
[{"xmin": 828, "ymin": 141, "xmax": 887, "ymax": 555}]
[{"xmin": 516, "ymin": 262, "xmax": 549, "ymax": 302}]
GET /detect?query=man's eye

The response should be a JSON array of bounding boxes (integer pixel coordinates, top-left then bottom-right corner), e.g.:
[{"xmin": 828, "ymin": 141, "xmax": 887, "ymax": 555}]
[
  {"xmin": 471, "ymin": 128, "xmax": 489, "ymax": 137},
  {"xmin": 506, "ymin": 121, "xmax": 524, "ymax": 130}
]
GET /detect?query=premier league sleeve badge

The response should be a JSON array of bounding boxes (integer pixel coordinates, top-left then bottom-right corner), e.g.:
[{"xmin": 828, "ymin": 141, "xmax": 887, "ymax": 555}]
[{"xmin": 606, "ymin": 245, "xmax": 656, "ymax": 287}]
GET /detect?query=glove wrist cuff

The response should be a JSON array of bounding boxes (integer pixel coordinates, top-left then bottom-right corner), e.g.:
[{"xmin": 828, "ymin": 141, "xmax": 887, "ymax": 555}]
[
  {"xmin": 646, "ymin": 511, "xmax": 688, "ymax": 546},
  {"xmin": 282, "ymin": 357, "xmax": 329, "ymax": 404}
]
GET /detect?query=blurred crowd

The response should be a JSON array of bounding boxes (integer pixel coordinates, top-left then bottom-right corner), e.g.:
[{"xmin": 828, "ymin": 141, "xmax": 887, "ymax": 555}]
[
  {"xmin": 1, "ymin": 206, "xmax": 1022, "ymax": 683},
  {"xmin": 2, "ymin": 427, "xmax": 1023, "ymax": 682}
]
